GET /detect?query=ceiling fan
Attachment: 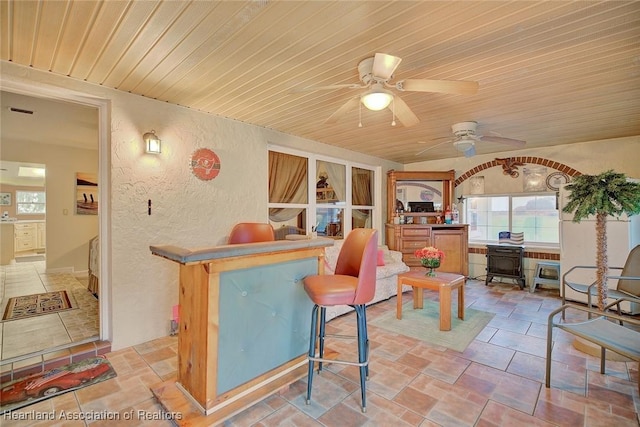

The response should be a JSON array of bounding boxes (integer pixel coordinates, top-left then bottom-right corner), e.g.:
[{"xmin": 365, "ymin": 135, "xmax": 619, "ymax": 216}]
[
  {"xmin": 416, "ymin": 121, "xmax": 526, "ymax": 157},
  {"xmin": 296, "ymin": 53, "xmax": 479, "ymax": 127}
]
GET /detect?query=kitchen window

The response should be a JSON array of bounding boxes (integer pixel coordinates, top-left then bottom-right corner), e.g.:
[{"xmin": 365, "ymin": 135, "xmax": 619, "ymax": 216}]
[{"xmin": 16, "ymin": 191, "xmax": 46, "ymax": 214}]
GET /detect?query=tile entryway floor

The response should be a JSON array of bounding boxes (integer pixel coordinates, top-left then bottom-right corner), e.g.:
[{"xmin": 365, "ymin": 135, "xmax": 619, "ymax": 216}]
[
  {"xmin": 0, "ymin": 261, "xmax": 99, "ymax": 362},
  {"xmin": 2, "ymin": 280, "xmax": 639, "ymax": 426}
]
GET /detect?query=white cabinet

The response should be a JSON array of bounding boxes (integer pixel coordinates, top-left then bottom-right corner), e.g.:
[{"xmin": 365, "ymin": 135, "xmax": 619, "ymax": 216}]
[
  {"xmin": 14, "ymin": 223, "xmax": 36, "ymax": 253},
  {"xmin": 37, "ymin": 222, "xmax": 46, "ymax": 249},
  {"xmin": 13, "ymin": 221, "xmax": 46, "ymax": 254}
]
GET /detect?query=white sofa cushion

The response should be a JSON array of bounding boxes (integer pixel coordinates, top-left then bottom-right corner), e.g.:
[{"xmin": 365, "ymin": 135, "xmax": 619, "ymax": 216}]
[{"xmin": 320, "ymin": 239, "xmax": 411, "ymax": 320}]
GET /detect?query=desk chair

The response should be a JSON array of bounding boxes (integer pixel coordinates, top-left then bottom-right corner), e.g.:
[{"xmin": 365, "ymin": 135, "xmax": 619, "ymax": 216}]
[
  {"xmin": 303, "ymin": 228, "xmax": 378, "ymax": 412},
  {"xmin": 228, "ymin": 222, "xmax": 275, "ymax": 244}
]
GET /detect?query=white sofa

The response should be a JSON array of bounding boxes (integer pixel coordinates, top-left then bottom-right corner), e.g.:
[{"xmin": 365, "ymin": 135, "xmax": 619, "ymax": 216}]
[{"xmin": 321, "ymin": 239, "xmax": 411, "ymax": 320}]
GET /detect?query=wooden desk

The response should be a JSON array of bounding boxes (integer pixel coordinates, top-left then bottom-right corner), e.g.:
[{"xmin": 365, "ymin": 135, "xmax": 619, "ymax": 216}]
[{"xmin": 397, "ymin": 271, "xmax": 465, "ymax": 331}]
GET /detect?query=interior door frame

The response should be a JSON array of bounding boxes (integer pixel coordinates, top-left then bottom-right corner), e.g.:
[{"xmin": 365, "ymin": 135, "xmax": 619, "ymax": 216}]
[{"xmin": 1, "ymin": 78, "xmax": 112, "ymax": 343}]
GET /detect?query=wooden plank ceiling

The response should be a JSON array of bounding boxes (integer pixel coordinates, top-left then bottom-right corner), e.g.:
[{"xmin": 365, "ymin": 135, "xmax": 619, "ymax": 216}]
[{"xmin": 2, "ymin": 0, "xmax": 638, "ymax": 164}]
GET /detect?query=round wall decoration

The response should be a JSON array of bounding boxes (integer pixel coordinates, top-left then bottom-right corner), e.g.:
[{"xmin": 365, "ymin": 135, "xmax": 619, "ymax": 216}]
[
  {"xmin": 190, "ymin": 148, "xmax": 221, "ymax": 181},
  {"xmin": 420, "ymin": 190, "xmax": 434, "ymax": 201},
  {"xmin": 545, "ymin": 171, "xmax": 570, "ymax": 191}
]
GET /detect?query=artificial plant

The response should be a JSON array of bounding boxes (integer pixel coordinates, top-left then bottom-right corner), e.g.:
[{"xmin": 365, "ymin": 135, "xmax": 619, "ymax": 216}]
[{"xmin": 562, "ymin": 170, "xmax": 640, "ymax": 309}]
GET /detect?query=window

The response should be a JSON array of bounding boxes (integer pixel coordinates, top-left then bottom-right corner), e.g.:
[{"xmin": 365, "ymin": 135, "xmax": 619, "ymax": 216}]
[
  {"xmin": 466, "ymin": 193, "xmax": 558, "ymax": 245},
  {"xmin": 268, "ymin": 147, "xmax": 378, "ymax": 239},
  {"xmin": 16, "ymin": 191, "xmax": 46, "ymax": 214}
]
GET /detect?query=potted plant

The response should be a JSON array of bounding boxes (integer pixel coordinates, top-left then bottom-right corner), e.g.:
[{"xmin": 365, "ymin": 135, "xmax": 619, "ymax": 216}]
[{"xmin": 562, "ymin": 170, "xmax": 640, "ymax": 310}]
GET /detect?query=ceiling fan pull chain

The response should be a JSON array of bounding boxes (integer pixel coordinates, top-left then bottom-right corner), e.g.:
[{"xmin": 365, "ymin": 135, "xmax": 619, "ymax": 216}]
[
  {"xmin": 358, "ymin": 98, "xmax": 363, "ymax": 128},
  {"xmin": 391, "ymin": 97, "xmax": 396, "ymax": 126}
]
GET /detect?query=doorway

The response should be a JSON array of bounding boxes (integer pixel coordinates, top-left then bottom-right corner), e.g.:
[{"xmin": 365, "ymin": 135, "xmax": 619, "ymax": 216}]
[{"xmin": 0, "ymin": 87, "xmax": 108, "ymax": 363}]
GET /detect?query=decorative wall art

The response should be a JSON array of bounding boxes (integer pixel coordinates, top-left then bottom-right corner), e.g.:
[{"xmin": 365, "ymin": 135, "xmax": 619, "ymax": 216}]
[
  {"xmin": 545, "ymin": 171, "xmax": 570, "ymax": 191},
  {"xmin": 469, "ymin": 176, "xmax": 485, "ymax": 195},
  {"xmin": 495, "ymin": 157, "xmax": 525, "ymax": 177},
  {"xmin": 0, "ymin": 193, "xmax": 11, "ymax": 206},
  {"xmin": 190, "ymin": 148, "xmax": 221, "ymax": 181},
  {"xmin": 523, "ymin": 166, "xmax": 548, "ymax": 192},
  {"xmin": 76, "ymin": 172, "xmax": 98, "ymax": 215}
]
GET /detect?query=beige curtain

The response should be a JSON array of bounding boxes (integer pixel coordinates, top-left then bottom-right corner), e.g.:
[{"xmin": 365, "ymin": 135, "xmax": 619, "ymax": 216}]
[
  {"xmin": 352, "ymin": 169, "xmax": 372, "ymax": 228},
  {"xmin": 323, "ymin": 162, "xmax": 346, "ymax": 202},
  {"xmin": 269, "ymin": 151, "xmax": 307, "ymax": 222}
]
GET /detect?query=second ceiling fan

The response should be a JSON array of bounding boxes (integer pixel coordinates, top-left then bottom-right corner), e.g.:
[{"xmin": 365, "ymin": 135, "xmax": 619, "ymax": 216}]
[
  {"xmin": 416, "ymin": 121, "xmax": 527, "ymax": 158},
  {"xmin": 298, "ymin": 53, "xmax": 479, "ymax": 127}
]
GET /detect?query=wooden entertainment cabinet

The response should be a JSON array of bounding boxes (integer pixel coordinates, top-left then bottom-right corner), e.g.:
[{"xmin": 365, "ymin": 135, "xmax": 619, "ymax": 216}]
[{"xmin": 385, "ymin": 170, "xmax": 469, "ymax": 276}]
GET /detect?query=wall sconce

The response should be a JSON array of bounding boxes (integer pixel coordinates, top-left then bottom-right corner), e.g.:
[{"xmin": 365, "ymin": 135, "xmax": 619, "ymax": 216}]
[
  {"xmin": 143, "ymin": 130, "xmax": 161, "ymax": 154},
  {"xmin": 361, "ymin": 83, "xmax": 393, "ymax": 111}
]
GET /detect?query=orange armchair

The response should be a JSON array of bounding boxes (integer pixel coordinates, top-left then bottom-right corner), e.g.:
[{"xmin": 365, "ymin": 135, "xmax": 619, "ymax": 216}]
[{"xmin": 228, "ymin": 222, "xmax": 275, "ymax": 244}]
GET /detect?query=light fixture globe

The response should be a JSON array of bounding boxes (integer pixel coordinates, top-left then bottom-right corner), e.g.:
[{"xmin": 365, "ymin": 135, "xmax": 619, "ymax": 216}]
[
  {"xmin": 143, "ymin": 130, "xmax": 161, "ymax": 154},
  {"xmin": 453, "ymin": 137, "xmax": 475, "ymax": 152},
  {"xmin": 361, "ymin": 83, "xmax": 393, "ymax": 111}
]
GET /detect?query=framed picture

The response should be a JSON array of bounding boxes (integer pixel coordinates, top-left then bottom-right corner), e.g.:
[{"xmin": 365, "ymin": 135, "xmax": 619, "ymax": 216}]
[
  {"xmin": 469, "ymin": 176, "xmax": 485, "ymax": 195},
  {"xmin": 523, "ymin": 167, "xmax": 548, "ymax": 192},
  {"xmin": 0, "ymin": 193, "xmax": 11, "ymax": 206},
  {"xmin": 76, "ymin": 172, "xmax": 98, "ymax": 215}
]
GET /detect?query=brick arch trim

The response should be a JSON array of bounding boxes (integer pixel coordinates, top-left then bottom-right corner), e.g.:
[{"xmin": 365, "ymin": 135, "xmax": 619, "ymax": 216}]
[{"xmin": 454, "ymin": 157, "xmax": 582, "ymax": 187}]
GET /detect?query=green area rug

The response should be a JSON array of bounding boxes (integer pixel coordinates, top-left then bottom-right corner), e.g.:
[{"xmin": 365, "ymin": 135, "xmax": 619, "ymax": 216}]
[{"xmin": 371, "ymin": 300, "xmax": 494, "ymax": 352}]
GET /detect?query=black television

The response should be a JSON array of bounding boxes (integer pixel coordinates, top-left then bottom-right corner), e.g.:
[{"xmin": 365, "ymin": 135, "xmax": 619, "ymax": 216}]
[{"xmin": 408, "ymin": 201, "xmax": 435, "ymax": 213}]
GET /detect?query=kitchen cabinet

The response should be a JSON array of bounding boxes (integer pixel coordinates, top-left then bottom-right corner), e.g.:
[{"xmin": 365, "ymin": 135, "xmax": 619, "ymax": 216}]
[
  {"xmin": 37, "ymin": 222, "xmax": 46, "ymax": 249},
  {"xmin": 13, "ymin": 221, "xmax": 45, "ymax": 254},
  {"xmin": 1, "ymin": 223, "xmax": 14, "ymax": 265}
]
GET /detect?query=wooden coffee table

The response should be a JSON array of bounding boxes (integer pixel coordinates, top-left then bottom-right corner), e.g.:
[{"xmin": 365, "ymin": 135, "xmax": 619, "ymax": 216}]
[{"xmin": 397, "ymin": 271, "xmax": 466, "ymax": 331}]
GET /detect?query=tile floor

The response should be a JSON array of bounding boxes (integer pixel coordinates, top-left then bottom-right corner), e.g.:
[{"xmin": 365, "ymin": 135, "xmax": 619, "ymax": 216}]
[
  {"xmin": 0, "ymin": 261, "xmax": 100, "ymax": 362},
  {"xmin": 2, "ymin": 280, "xmax": 639, "ymax": 426}
]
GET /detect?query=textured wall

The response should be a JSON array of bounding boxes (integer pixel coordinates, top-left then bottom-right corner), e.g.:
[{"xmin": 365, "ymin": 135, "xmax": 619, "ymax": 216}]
[{"xmin": 1, "ymin": 61, "xmax": 401, "ymax": 350}]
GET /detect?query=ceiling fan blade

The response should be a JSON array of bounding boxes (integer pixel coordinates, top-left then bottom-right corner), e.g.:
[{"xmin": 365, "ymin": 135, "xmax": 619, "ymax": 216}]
[
  {"xmin": 415, "ymin": 139, "xmax": 452, "ymax": 156},
  {"xmin": 479, "ymin": 135, "xmax": 526, "ymax": 146},
  {"xmin": 397, "ymin": 79, "xmax": 479, "ymax": 95},
  {"xmin": 291, "ymin": 83, "xmax": 363, "ymax": 93},
  {"xmin": 372, "ymin": 53, "xmax": 402, "ymax": 80},
  {"xmin": 391, "ymin": 96, "xmax": 419, "ymax": 127},
  {"xmin": 324, "ymin": 96, "xmax": 361, "ymax": 124},
  {"xmin": 464, "ymin": 145, "xmax": 476, "ymax": 157}
]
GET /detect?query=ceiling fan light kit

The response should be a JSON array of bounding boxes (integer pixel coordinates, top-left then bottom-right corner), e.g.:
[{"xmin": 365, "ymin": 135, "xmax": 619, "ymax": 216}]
[
  {"xmin": 361, "ymin": 84, "xmax": 393, "ymax": 111},
  {"xmin": 453, "ymin": 138, "xmax": 475, "ymax": 152}
]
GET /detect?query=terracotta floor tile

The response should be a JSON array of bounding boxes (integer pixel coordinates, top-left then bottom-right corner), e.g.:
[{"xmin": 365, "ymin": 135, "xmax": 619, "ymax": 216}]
[
  {"xmin": 478, "ymin": 400, "xmax": 556, "ymax": 426},
  {"xmin": 534, "ymin": 398, "xmax": 586, "ymax": 426},
  {"xmin": 489, "ymin": 329, "xmax": 548, "ymax": 357},
  {"xmin": 459, "ymin": 339, "xmax": 515, "ymax": 371},
  {"xmin": 393, "ymin": 385, "xmax": 438, "ymax": 416},
  {"xmin": 317, "ymin": 402, "xmax": 369, "ymax": 427}
]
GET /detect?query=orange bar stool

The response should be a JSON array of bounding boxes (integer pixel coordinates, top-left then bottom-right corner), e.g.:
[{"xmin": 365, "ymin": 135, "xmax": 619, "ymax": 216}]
[
  {"xmin": 227, "ymin": 222, "xmax": 275, "ymax": 244},
  {"xmin": 303, "ymin": 228, "xmax": 378, "ymax": 412}
]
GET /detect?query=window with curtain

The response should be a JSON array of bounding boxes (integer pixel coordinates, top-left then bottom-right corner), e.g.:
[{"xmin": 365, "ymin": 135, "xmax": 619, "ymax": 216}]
[
  {"xmin": 352, "ymin": 167, "xmax": 374, "ymax": 229},
  {"xmin": 268, "ymin": 148, "xmax": 378, "ymax": 239},
  {"xmin": 268, "ymin": 151, "xmax": 307, "ymax": 226}
]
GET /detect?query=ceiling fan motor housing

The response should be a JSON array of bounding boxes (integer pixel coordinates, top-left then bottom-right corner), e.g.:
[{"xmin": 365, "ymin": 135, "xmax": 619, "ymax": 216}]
[
  {"xmin": 451, "ymin": 121, "xmax": 478, "ymax": 137},
  {"xmin": 358, "ymin": 57, "xmax": 378, "ymax": 84}
]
